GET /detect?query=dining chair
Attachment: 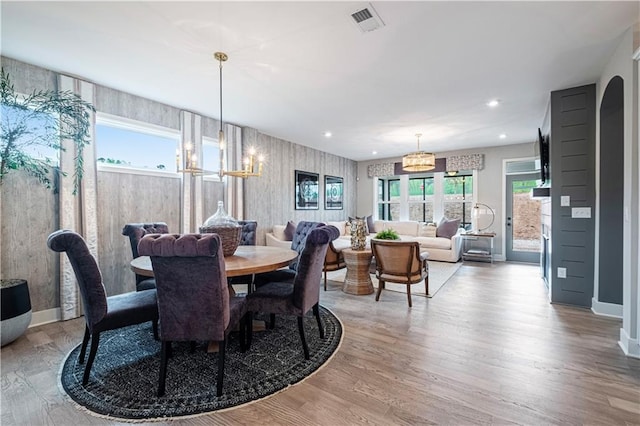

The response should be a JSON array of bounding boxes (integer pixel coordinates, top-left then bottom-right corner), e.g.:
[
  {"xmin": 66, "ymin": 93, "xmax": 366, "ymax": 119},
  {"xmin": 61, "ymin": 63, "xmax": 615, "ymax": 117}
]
[
  {"xmin": 137, "ymin": 233, "xmax": 249, "ymax": 397},
  {"xmin": 121, "ymin": 222, "xmax": 169, "ymax": 291},
  {"xmin": 247, "ymin": 225, "xmax": 339, "ymax": 359},
  {"xmin": 47, "ymin": 229, "xmax": 159, "ymax": 386},
  {"xmin": 370, "ymin": 240, "xmax": 429, "ymax": 307},
  {"xmin": 254, "ymin": 221, "xmax": 325, "ymax": 287}
]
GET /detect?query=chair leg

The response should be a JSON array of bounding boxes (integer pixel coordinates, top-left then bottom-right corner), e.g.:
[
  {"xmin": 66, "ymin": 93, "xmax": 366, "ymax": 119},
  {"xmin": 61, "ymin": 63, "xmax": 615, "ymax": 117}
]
[
  {"xmin": 269, "ymin": 313, "xmax": 276, "ymax": 329},
  {"xmin": 82, "ymin": 332, "xmax": 100, "ymax": 386},
  {"xmin": 297, "ymin": 316, "xmax": 310, "ymax": 360},
  {"xmin": 216, "ymin": 338, "xmax": 226, "ymax": 397},
  {"xmin": 239, "ymin": 314, "xmax": 247, "ymax": 352},
  {"xmin": 425, "ymin": 276, "xmax": 429, "ymax": 296},
  {"xmin": 324, "ymin": 270, "xmax": 327, "ymax": 291},
  {"xmin": 79, "ymin": 325, "xmax": 90, "ymax": 364},
  {"xmin": 247, "ymin": 312, "xmax": 253, "ymax": 348},
  {"xmin": 312, "ymin": 303, "xmax": 325, "ymax": 339},
  {"xmin": 406, "ymin": 285, "xmax": 412, "ymax": 308},
  {"xmin": 152, "ymin": 319, "xmax": 159, "ymax": 340},
  {"xmin": 375, "ymin": 279, "xmax": 384, "ymax": 301},
  {"xmin": 158, "ymin": 341, "xmax": 170, "ymax": 397}
]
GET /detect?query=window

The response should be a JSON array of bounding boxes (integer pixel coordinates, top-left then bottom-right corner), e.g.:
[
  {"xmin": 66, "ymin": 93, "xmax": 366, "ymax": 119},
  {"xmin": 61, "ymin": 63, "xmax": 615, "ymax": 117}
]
[
  {"xmin": 443, "ymin": 174, "xmax": 473, "ymax": 229},
  {"xmin": 377, "ymin": 178, "xmax": 400, "ymax": 220},
  {"xmin": 95, "ymin": 115, "xmax": 179, "ymax": 172},
  {"xmin": 1, "ymin": 103, "xmax": 59, "ymax": 164},
  {"xmin": 375, "ymin": 170, "xmax": 475, "ymax": 227},
  {"xmin": 202, "ymin": 137, "xmax": 221, "ymax": 177},
  {"xmin": 408, "ymin": 176, "xmax": 434, "ymax": 222}
]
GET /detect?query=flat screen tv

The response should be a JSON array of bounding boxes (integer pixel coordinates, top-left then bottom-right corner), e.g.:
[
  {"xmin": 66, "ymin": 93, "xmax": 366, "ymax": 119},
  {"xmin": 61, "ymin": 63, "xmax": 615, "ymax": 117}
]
[{"xmin": 536, "ymin": 128, "xmax": 550, "ymax": 185}]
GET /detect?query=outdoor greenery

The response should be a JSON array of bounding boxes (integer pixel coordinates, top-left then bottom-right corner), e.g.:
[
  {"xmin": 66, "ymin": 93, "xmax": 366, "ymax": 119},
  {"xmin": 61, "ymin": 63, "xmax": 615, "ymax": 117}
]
[
  {"xmin": 374, "ymin": 228, "xmax": 400, "ymax": 240},
  {"xmin": 0, "ymin": 68, "xmax": 95, "ymax": 193},
  {"xmin": 384, "ymin": 175, "xmax": 473, "ymax": 199}
]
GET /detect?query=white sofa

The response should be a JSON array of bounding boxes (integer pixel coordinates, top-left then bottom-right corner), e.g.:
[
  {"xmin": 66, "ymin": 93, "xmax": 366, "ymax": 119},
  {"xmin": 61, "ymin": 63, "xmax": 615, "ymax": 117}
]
[{"xmin": 266, "ymin": 220, "xmax": 464, "ymax": 262}]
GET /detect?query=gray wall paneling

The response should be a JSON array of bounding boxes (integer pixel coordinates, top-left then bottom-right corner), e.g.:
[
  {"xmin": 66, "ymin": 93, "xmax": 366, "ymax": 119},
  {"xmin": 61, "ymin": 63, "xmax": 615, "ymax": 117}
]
[
  {"xmin": 1, "ymin": 170, "xmax": 59, "ymax": 312},
  {"xmin": 96, "ymin": 171, "xmax": 180, "ymax": 295},
  {"xmin": 550, "ymin": 84, "xmax": 596, "ymax": 307},
  {"xmin": 243, "ymin": 128, "xmax": 357, "ymax": 246}
]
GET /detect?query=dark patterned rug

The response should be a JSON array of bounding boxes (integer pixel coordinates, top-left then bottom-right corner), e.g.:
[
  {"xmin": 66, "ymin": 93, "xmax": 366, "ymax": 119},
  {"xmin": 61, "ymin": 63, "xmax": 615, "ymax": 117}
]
[{"xmin": 59, "ymin": 306, "xmax": 342, "ymax": 421}]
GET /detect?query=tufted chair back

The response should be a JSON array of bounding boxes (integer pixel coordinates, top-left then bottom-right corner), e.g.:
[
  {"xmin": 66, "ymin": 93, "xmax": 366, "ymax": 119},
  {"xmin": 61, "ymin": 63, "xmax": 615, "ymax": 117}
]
[
  {"xmin": 47, "ymin": 230, "xmax": 107, "ymax": 331},
  {"xmin": 289, "ymin": 221, "xmax": 325, "ymax": 271},
  {"xmin": 122, "ymin": 222, "xmax": 169, "ymax": 258},
  {"xmin": 122, "ymin": 222, "xmax": 169, "ymax": 290},
  {"xmin": 238, "ymin": 220, "xmax": 257, "ymax": 246},
  {"xmin": 138, "ymin": 233, "xmax": 230, "ymax": 342}
]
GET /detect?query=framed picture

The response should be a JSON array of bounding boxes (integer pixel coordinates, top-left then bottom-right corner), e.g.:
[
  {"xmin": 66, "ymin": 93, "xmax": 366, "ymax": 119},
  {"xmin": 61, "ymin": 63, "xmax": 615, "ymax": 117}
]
[
  {"xmin": 324, "ymin": 175, "xmax": 343, "ymax": 210},
  {"xmin": 295, "ymin": 170, "xmax": 319, "ymax": 210}
]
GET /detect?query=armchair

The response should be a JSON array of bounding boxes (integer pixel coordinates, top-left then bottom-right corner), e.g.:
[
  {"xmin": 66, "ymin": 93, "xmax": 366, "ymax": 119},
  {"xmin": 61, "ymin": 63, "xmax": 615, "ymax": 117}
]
[{"xmin": 370, "ymin": 240, "xmax": 429, "ymax": 307}]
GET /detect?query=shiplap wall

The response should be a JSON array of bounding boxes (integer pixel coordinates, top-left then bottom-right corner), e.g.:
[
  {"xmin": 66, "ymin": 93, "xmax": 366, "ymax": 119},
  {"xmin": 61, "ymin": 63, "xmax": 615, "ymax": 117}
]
[{"xmin": 243, "ymin": 128, "xmax": 358, "ymax": 245}]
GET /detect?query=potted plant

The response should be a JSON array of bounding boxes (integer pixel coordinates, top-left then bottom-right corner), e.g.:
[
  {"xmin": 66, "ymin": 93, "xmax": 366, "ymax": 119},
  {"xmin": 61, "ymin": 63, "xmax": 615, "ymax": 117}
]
[
  {"xmin": 0, "ymin": 68, "xmax": 94, "ymax": 345},
  {"xmin": 1, "ymin": 67, "xmax": 95, "ymax": 192},
  {"xmin": 374, "ymin": 228, "xmax": 400, "ymax": 240}
]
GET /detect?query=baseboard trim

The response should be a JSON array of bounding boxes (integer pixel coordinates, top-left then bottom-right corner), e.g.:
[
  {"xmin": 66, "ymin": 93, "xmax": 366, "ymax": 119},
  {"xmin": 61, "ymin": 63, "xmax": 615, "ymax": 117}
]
[
  {"xmin": 591, "ymin": 298, "xmax": 623, "ymax": 319},
  {"xmin": 619, "ymin": 328, "xmax": 640, "ymax": 359},
  {"xmin": 29, "ymin": 308, "xmax": 61, "ymax": 328}
]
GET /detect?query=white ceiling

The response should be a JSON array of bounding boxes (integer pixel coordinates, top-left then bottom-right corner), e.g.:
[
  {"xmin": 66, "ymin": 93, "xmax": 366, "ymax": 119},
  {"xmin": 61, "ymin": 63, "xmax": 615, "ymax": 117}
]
[{"xmin": 2, "ymin": 1, "xmax": 638, "ymax": 161}]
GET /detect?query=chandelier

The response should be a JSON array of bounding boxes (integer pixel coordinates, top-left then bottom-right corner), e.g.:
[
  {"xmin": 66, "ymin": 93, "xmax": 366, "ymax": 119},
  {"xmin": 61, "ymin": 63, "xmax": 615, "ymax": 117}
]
[
  {"xmin": 215, "ymin": 52, "xmax": 264, "ymax": 179},
  {"xmin": 402, "ymin": 133, "xmax": 435, "ymax": 172}
]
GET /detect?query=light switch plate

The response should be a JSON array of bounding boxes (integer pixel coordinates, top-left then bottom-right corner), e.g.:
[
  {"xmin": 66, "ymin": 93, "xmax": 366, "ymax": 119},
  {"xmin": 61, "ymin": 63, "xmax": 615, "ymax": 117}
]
[
  {"xmin": 561, "ymin": 196, "xmax": 570, "ymax": 206},
  {"xmin": 572, "ymin": 207, "xmax": 591, "ymax": 218},
  {"xmin": 557, "ymin": 267, "xmax": 567, "ymax": 278}
]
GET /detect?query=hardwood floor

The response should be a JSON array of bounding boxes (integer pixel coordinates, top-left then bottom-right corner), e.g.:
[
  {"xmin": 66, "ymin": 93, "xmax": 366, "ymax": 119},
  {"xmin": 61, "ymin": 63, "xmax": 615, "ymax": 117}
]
[{"xmin": 2, "ymin": 262, "xmax": 639, "ymax": 425}]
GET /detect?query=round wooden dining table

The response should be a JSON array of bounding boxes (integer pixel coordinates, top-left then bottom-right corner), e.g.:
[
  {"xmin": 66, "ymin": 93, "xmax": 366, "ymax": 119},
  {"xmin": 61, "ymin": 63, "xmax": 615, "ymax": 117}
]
[{"xmin": 130, "ymin": 245, "xmax": 297, "ymax": 278}]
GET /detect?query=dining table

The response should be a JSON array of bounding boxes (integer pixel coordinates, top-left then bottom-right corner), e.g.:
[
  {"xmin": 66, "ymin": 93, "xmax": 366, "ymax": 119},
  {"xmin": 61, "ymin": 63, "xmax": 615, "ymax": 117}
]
[{"xmin": 130, "ymin": 245, "xmax": 298, "ymax": 279}]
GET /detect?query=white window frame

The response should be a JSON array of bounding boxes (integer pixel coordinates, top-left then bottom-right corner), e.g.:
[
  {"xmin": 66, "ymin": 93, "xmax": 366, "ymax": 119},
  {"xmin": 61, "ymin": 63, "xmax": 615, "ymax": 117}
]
[{"xmin": 95, "ymin": 112, "xmax": 181, "ymax": 177}]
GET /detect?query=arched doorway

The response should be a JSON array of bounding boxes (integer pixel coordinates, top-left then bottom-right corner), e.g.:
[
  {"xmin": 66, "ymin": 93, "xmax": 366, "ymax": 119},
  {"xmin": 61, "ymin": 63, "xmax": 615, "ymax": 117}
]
[{"xmin": 598, "ymin": 76, "xmax": 624, "ymax": 305}]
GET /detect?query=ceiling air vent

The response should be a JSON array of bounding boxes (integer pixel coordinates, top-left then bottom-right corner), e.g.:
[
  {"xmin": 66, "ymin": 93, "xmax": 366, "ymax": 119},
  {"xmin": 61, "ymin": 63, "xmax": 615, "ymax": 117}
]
[{"xmin": 350, "ymin": 3, "xmax": 385, "ymax": 33}]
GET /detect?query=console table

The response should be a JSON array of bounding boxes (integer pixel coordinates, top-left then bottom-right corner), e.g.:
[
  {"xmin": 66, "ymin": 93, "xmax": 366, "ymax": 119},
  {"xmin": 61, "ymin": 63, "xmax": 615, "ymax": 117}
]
[{"xmin": 462, "ymin": 232, "xmax": 496, "ymax": 263}]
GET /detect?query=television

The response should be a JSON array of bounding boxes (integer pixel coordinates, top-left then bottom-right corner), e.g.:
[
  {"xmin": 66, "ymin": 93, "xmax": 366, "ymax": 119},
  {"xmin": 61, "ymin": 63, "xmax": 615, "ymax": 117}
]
[{"xmin": 536, "ymin": 128, "xmax": 550, "ymax": 185}]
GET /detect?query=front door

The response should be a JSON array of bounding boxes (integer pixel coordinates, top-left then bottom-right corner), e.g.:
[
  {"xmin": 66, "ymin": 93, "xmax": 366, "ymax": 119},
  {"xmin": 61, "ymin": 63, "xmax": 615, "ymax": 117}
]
[{"xmin": 505, "ymin": 173, "xmax": 541, "ymax": 263}]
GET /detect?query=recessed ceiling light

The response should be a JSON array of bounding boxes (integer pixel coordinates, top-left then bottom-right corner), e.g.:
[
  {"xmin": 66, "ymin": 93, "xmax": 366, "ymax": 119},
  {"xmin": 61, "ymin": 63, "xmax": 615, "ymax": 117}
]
[
  {"xmin": 372, "ymin": 151, "xmax": 377, "ymax": 155},
  {"xmin": 499, "ymin": 133, "xmax": 507, "ymax": 139},
  {"xmin": 487, "ymin": 99, "xmax": 500, "ymax": 108},
  {"xmin": 324, "ymin": 131, "xmax": 332, "ymax": 138}
]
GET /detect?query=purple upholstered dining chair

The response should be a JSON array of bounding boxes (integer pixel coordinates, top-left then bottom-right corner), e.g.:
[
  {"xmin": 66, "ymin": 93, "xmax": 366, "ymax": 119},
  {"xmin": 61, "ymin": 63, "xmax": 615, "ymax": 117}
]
[
  {"xmin": 247, "ymin": 225, "xmax": 339, "ymax": 359},
  {"xmin": 121, "ymin": 222, "xmax": 169, "ymax": 291},
  {"xmin": 137, "ymin": 233, "xmax": 249, "ymax": 397},
  {"xmin": 47, "ymin": 230, "xmax": 159, "ymax": 386},
  {"xmin": 253, "ymin": 220, "xmax": 325, "ymax": 287}
]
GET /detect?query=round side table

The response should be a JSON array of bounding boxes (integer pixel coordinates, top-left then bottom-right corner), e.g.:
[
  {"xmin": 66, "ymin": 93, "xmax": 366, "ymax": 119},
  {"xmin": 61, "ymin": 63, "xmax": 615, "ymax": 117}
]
[{"xmin": 341, "ymin": 248, "xmax": 374, "ymax": 295}]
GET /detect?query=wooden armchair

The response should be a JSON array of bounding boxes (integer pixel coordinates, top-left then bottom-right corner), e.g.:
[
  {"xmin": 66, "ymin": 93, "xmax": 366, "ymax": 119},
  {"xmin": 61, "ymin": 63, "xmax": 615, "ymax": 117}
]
[
  {"xmin": 370, "ymin": 240, "xmax": 429, "ymax": 307},
  {"xmin": 323, "ymin": 241, "xmax": 346, "ymax": 291}
]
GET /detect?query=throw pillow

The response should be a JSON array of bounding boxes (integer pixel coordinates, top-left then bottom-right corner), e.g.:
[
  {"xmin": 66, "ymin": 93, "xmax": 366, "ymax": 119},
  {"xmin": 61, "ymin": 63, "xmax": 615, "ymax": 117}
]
[
  {"xmin": 419, "ymin": 223, "xmax": 437, "ymax": 238},
  {"xmin": 283, "ymin": 220, "xmax": 296, "ymax": 241},
  {"xmin": 436, "ymin": 217, "xmax": 461, "ymax": 239}
]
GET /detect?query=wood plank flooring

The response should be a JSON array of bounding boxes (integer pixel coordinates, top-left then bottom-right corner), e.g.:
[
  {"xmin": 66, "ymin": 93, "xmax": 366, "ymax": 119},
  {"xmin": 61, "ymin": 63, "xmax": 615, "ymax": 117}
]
[{"xmin": 2, "ymin": 262, "xmax": 639, "ymax": 425}]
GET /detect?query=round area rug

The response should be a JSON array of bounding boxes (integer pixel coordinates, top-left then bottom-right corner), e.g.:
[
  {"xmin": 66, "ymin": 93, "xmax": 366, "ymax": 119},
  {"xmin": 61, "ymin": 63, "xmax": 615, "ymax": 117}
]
[{"xmin": 59, "ymin": 306, "xmax": 342, "ymax": 421}]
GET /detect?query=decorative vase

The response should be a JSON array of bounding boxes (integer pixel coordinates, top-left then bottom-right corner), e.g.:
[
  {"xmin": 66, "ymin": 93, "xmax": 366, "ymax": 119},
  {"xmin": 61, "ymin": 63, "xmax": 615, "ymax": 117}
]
[
  {"xmin": 1, "ymin": 279, "xmax": 32, "ymax": 347},
  {"xmin": 200, "ymin": 201, "xmax": 242, "ymax": 257},
  {"xmin": 350, "ymin": 219, "xmax": 367, "ymax": 250}
]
